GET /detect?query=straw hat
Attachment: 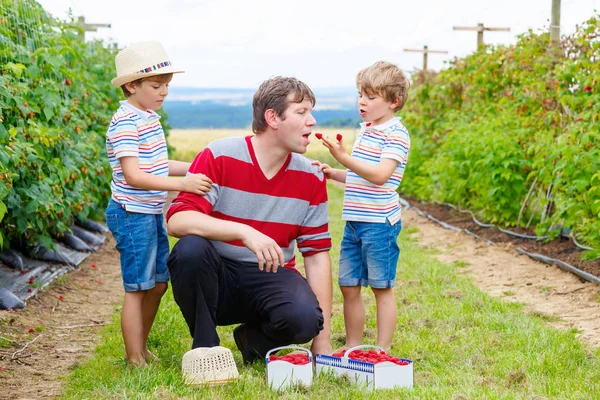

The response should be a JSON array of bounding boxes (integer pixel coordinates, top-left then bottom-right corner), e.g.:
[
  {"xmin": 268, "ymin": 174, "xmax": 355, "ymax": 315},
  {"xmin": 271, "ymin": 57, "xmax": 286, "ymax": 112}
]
[
  {"xmin": 181, "ymin": 346, "xmax": 239, "ymax": 386},
  {"xmin": 111, "ymin": 41, "xmax": 184, "ymax": 88}
]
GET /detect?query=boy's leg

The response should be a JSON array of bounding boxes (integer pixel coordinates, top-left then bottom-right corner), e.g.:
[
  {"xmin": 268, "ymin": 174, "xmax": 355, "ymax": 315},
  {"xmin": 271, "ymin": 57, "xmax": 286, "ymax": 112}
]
[
  {"xmin": 105, "ymin": 201, "xmax": 164, "ymax": 366},
  {"xmin": 141, "ymin": 283, "xmax": 168, "ymax": 360},
  {"xmin": 338, "ymin": 221, "xmax": 367, "ymax": 348},
  {"xmin": 141, "ymin": 216, "xmax": 170, "ymax": 361},
  {"xmin": 122, "ymin": 291, "xmax": 147, "ymax": 365},
  {"xmin": 340, "ymin": 285, "xmax": 365, "ymax": 348},
  {"xmin": 372, "ymin": 288, "xmax": 397, "ymax": 352},
  {"xmin": 363, "ymin": 220, "xmax": 402, "ymax": 352}
]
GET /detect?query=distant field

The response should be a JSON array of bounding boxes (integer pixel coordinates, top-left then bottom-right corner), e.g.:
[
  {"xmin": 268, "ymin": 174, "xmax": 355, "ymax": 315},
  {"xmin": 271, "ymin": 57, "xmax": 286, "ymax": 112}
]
[{"xmin": 169, "ymin": 128, "xmax": 358, "ymax": 167}]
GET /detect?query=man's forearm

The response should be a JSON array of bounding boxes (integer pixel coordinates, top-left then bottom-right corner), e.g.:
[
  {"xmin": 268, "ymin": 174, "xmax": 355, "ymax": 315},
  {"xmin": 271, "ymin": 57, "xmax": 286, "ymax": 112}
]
[
  {"xmin": 304, "ymin": 252, "xmax": 332, "ymax": 351},
  {"xmin": 167, "ymin": 210, "xmax": 249, "ymax": 240}
]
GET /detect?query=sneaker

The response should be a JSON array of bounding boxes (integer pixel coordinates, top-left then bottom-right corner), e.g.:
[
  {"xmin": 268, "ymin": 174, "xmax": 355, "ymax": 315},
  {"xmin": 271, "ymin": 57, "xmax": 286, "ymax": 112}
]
[{"xmin": 233, "ymin": 323, "xmax": 257, "ymax": 365}]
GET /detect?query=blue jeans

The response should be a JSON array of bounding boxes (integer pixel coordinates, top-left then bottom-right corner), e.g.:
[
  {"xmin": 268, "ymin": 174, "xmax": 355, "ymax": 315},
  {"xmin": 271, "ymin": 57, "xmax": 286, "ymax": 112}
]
[
  {"xmin": 105, "ymin": 199, "xmax": 170, "ymax": 292},
  {"xmin": 338, "ymin": 220, "xmax": 402, "ymax": 289}
]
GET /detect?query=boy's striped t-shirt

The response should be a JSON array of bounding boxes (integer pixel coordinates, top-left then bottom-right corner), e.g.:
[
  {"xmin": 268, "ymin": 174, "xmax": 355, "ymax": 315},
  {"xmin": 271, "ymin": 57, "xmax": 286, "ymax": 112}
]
[
  {"xmin": 106, "ymin": 101, "xmax": 169, "ymax": 214},
  {"xmin": 342, "ymin": 117, "xmax": 410, "ymax": 225},
  {"xmin": 166, "ymin": 136, "xmax": 332, "ymax": 272}
]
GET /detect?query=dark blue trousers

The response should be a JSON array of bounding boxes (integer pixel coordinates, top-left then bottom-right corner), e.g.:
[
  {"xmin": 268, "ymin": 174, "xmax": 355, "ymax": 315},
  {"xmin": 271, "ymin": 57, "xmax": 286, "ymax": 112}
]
[{"xmin": 167, "ymin": 235, "xmax": 324, "ymax": 358}]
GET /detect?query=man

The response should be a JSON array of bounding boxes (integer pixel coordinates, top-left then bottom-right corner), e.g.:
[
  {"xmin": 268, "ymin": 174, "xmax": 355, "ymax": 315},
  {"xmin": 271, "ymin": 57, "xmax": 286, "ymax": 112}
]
[{"xmin": 166, "ymin": 76, "xmax": 333, "ymax": 364}]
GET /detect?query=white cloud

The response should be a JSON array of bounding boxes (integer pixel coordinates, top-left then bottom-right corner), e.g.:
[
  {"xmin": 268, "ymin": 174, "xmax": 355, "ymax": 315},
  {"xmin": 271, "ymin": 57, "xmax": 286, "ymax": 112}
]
[{"xmin": 38, "ymin": 0, "xmax": 600, "ymax": 87}]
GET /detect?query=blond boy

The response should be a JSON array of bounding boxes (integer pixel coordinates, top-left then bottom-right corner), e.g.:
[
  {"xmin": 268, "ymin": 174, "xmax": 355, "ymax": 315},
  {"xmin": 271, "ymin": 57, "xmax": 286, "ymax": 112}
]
[{"xmin": 314, "ymin": 61, "xmax": 411, "ymax": 351}]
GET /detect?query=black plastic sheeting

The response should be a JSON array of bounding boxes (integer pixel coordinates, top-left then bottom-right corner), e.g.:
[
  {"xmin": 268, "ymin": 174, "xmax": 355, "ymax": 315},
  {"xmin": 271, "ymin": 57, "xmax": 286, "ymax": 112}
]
[
  {"xmin": 400, "ymin": 197, "xmax": 600, "ymax": 286},
  {"xmin": 0, "ymin": 223, "xmax": 107, "ymax": 309}
]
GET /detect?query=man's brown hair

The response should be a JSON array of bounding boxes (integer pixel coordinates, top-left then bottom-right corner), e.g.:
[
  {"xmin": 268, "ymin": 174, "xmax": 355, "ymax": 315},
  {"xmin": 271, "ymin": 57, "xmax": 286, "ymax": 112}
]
[{"xmin": 252, "ymin": 76, "xmax": 316, "ymax": 134}]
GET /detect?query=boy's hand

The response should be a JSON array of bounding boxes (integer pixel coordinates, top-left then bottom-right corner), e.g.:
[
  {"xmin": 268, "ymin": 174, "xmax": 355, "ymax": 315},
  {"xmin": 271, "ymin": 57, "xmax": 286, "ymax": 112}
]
[
  {"xmin": 180, "ymin": 173, "xmax": 212, "ymax": 195},
  {"xmin": 318, "ymin": 134, "xmax": 347, "ymax": 162},
  {"xmin": 311, "ymin": 160, "xmax": 336, "ymax": 180}
]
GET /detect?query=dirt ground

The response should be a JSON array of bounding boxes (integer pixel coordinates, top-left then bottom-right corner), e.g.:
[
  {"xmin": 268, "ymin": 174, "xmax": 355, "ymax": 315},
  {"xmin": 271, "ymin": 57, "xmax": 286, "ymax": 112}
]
[
  {"xmin": 1, "ymin": 211, "xmax": 600, "ymax": 399},
  {"xmin": 0, "ymin": 237, "xmax": 122, "ymax": 399}
]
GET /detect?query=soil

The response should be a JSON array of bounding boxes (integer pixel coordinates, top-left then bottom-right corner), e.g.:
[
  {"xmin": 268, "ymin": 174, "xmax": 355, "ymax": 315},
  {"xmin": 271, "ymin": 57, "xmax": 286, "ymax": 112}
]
[
  {"xmin": 1, "ymin": 208, "xmax": 599, "ymax": 399},
  {"xmin": 0, "ymin": 236, "xmax": 122, "ymax": 399},
  {"xmin": 404, "ymin": 197, "xmax": 600, "ymax": 279}
]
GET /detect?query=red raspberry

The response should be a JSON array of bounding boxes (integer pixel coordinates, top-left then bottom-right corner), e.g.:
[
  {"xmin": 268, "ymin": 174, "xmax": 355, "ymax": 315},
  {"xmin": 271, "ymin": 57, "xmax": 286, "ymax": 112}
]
[
  {"xmin": 336, "ymin": 133, "xmax": 343, "ymax": 141},
  {"xmin": 28, "ymin": 328, "xmax": 35, "ymax": 333},
  {"xmin": 314, "ymin": 133, "xmax": 323, "ymax": 140}
]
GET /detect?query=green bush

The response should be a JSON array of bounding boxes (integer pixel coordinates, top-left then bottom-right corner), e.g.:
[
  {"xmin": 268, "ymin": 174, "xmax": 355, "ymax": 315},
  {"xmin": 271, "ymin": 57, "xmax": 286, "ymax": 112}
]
[
  {"xmin": 402, "ymin": 14, "xmax": 600, "ymax": 258},
  {"xmin": 0, "ymin": 0, "xmax": 120, "ymax": 248}
]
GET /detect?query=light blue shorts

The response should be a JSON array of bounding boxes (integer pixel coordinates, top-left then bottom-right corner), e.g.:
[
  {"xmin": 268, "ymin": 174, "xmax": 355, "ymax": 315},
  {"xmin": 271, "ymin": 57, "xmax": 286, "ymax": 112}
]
[
  {"xmin": 338, "ymin": 220, "xmax": 402, "ymax": 289},
  {"xmin": 105, "ymin": 200, "xmax": 170, "ymax": 292}
]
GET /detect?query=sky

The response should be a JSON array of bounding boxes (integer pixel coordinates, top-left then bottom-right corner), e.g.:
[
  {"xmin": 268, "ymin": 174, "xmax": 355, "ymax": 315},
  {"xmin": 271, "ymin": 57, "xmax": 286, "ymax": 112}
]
[{"xmin": 37, "ymin": 0, "xmax": 600, "ymax": 89}]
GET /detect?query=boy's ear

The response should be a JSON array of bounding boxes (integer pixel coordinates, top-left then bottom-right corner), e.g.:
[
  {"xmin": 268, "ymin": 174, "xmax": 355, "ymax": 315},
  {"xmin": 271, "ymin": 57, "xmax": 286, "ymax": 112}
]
[
  {"xmin": 124, "ymin": 81, "xmax": 137, "ymax": 94},
  {"xmin": 389, "ymin": 96, "xmax": 400, "ymax": 110},
  {"xmin": 264, "ymin": 109, "xmax": 279, "ymax": 129}
]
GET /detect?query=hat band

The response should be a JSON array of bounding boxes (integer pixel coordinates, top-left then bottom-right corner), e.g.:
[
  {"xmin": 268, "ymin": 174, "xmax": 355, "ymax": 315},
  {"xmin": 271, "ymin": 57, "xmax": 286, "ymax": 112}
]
[{"xmin": 139, "ymin": 61, "xmax": 172, "ymax": 73}]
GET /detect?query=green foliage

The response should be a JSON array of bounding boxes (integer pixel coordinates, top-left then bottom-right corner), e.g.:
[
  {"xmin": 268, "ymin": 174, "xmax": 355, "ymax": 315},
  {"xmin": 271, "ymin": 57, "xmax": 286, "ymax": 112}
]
[
  {"xmin": 0, "ymin": 0, "xmax": 121, "ymax": 248},
  {"xmin": 402, "ymin": 15, "xmax": 600, "ymax": 256}
]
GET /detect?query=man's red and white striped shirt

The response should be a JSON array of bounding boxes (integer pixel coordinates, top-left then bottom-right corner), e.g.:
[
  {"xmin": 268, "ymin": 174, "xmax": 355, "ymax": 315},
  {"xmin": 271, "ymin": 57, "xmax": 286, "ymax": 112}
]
[{"xmin": 166, "ymin": 136, "xmax": 332, "ymax": 272}]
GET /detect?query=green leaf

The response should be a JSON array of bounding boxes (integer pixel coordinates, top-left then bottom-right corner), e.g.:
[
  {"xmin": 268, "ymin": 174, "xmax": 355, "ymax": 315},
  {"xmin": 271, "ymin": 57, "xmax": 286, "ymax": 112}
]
[{"xmin": 5, "ymin": 62, "xmax": 26, "ymax": 77}]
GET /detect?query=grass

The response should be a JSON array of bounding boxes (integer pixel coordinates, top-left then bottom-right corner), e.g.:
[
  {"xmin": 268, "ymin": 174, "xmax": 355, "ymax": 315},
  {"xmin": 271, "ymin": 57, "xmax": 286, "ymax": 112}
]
[{"xmin": 59, "ymin": 130, "xmax": 600, "ymax": 399}]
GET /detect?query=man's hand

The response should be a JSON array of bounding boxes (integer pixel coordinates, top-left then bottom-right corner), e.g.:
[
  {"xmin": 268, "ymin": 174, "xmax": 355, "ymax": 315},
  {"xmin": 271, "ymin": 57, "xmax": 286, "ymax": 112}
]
[
  {"xmin": 180, "ymin": 173, "xmax": 213, "ymax": 195},
  {"xmin": 241, "ymin": 226, "xmax": 285, "ymax": 272}
]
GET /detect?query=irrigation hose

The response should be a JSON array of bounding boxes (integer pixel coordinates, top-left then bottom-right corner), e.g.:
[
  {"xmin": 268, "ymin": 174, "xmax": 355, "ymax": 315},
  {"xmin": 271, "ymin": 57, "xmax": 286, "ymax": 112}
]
[{"xmin": 401, "ymin": 197, "xmax": 599, "ymax": 286}]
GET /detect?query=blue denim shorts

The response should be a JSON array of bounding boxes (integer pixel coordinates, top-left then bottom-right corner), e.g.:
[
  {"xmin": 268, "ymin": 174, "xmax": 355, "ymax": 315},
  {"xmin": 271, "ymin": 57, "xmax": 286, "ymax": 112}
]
[
  {"xmin": 105, "ymin": 199, "xmax": 170, "ymax": 292},
  {"xmin": 338, "ymin": 219, "xmax": 402, "ymax": 289}
]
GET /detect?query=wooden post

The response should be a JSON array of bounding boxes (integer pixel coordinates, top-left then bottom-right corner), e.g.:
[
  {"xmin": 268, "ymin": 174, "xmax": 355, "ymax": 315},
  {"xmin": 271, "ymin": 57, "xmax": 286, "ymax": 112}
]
[
  {"xmin": 403, "ymin": 45, "xmax": 448, "ymax": 71},
  {"xmin": 453, "ymin": 23, "xmax": 510, "ymax": 49},
  {"xmin": 477, "ymin": 23, "xmax": 484, "ymax": 48},
  {"xmin": 77, "ymin": 16, "xmax": 111, "ymax": 38},
  {"xmin": 550, "ymin": 0, "xmax": 561, "ymax": 43}
]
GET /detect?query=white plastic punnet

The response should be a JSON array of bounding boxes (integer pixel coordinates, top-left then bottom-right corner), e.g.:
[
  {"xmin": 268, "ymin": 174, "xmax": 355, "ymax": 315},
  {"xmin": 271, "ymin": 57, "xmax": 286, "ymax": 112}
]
[
  {"xmin": 315, "ymin": 344, "xmax": 413, "ymax": 389},
  {"xmin": 265, "ymin": 345, "xmax": 313, "ymax": 391}
]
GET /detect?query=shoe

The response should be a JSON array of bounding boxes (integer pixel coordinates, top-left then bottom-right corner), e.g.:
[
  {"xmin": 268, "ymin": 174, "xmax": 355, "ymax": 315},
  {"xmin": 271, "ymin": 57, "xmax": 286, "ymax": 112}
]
[{"xmin": 233, "ymin": 323, "xmax": 257, "ymax": 365}]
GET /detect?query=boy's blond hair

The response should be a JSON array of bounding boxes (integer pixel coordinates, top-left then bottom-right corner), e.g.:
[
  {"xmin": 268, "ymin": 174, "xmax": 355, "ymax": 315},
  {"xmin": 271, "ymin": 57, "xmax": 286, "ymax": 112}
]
[{"xmin": 356, "ymin": 61, "xmax": 410, "ymax": 112}]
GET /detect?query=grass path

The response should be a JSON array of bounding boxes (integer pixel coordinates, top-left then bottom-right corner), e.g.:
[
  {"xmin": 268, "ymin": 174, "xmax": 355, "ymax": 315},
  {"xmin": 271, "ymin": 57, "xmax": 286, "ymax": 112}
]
[{"xmin": 60, "ymin": 182, "xmax": 600, "ymax": 399}]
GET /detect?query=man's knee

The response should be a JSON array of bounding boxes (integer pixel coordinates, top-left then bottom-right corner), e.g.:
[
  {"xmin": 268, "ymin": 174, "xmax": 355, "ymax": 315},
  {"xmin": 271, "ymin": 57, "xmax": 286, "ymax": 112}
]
[
  {"xmin": 169, "ymin": 235, "xmax": 214, "ymax": 269},
  {"xmin": 272, "ymin": 304, "xmax": 324, "ymax": 344}
]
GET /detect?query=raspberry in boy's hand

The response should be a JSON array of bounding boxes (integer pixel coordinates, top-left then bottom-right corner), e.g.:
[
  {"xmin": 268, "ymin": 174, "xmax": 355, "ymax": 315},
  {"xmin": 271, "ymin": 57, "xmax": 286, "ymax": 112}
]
[
  {"xmin": 314, "ymin": 133, "xmax": 323, "ymax": 139},
  {"xmin": 336, "ymin": 133, "xmax": 343, "ymax": 141}
]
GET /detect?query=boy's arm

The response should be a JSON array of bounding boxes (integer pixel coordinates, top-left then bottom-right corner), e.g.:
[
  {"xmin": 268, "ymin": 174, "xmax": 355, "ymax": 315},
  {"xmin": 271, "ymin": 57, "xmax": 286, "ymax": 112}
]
[
  {"xmin": 310, "ymin": 161, "xmax": 347, "ymax": 183},
  {"xmin": 120, "ymin": 156, "xmax": 211, "ymax": 195},
  {"xmin": 319, "ymin": 136, "xmax": 398, "ymax": 185},
  {"xmin": 168, "ymin": 160, "xmax": 192, "ymax": 176}
]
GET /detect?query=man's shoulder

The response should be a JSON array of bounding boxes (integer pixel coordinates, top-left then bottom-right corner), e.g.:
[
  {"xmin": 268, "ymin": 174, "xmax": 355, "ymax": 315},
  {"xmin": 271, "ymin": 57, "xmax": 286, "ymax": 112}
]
[
  {"xmin": 205, "ymin": 136, "xmax": 251, "ymax": 161},
  {"xmin": 288, "ymin": 153, "xmax": 325, "ymax": 182}
]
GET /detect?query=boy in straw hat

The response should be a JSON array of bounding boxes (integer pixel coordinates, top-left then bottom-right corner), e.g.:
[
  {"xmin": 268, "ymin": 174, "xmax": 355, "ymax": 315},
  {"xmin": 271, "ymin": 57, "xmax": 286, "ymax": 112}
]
[{"xmin": 105, "ymin": 41, "xmax": 212, "ymax": 366}]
